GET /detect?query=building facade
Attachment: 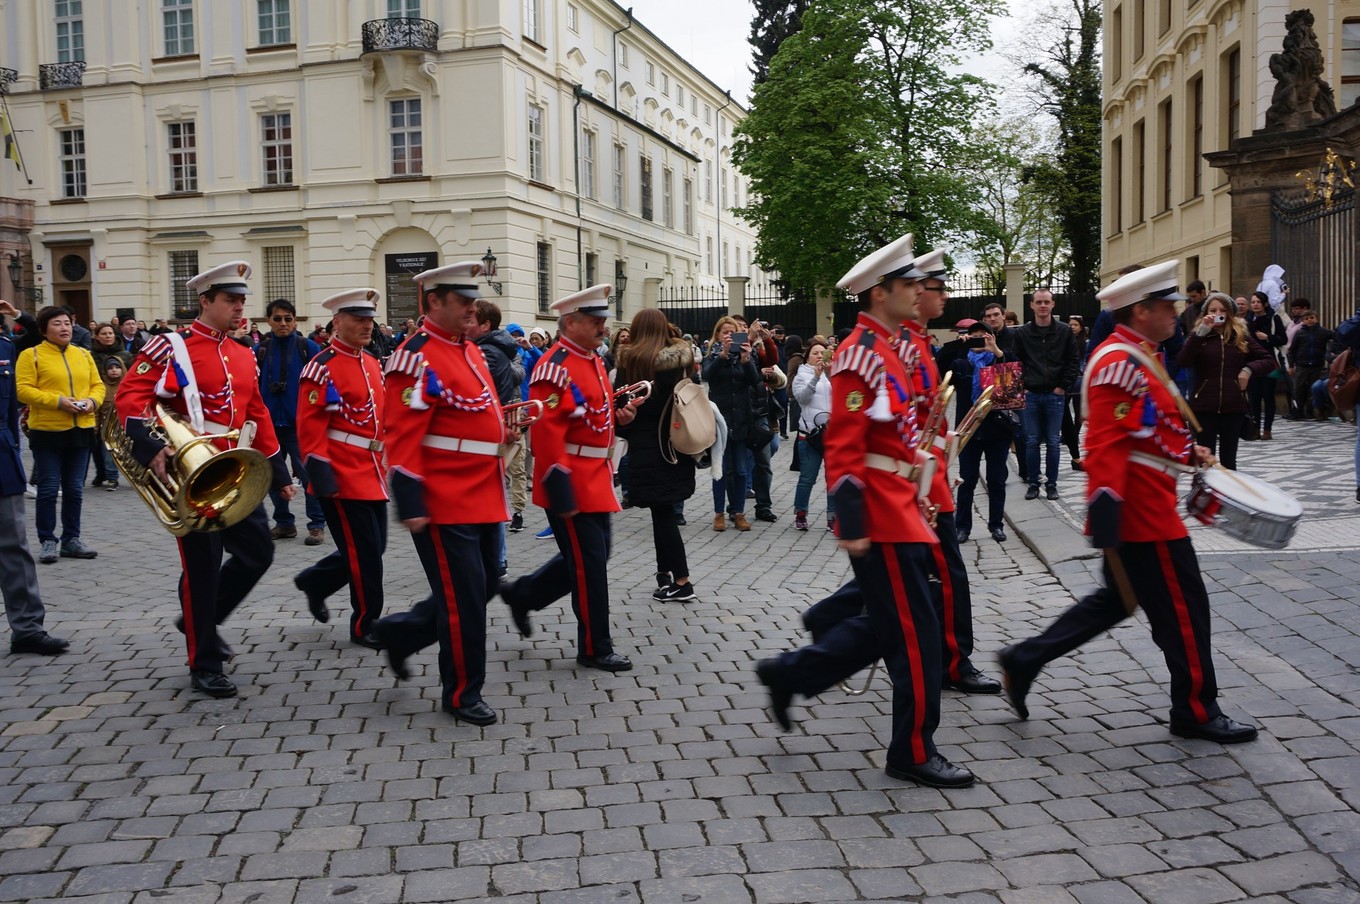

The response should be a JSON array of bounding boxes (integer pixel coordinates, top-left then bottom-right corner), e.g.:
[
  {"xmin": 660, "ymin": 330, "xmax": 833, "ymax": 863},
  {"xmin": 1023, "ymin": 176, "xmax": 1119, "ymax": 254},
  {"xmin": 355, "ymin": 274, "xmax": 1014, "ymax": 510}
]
[
  {"xmin": 1101, "ymin": 0, "xmax": 1360, "ymax": 292},
  {"xmin": 0, "ymin": 0, "xmax": 759, "ymax": 329}
]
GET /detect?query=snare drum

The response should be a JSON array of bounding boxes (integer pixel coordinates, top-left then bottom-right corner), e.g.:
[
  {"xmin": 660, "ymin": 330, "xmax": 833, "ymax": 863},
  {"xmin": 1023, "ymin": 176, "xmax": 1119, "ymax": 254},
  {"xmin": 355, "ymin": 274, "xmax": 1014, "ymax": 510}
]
[{"xmin": 1185, "ymin": 469, "xmax": 1303, "ymax": 549}]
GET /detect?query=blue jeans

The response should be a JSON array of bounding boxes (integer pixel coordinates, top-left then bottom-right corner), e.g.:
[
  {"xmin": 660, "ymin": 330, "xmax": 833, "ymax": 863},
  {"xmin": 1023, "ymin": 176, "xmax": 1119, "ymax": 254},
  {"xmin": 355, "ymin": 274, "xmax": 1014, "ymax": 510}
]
[
  {"xmin": 713, "ymin": 440, "xmax": 750, "ymax": 514},
  {"xmin": 32, "ymin": 441, "xmax": 90, "ymax": 543},
  {"xmin": 1024, "ymin": 391, "xmax": 1065, "ymax": 489},
  {"xmin": 793, "ymin": 438, "xmax": 833, "ymax": 518},
  {"xmin": 1355, "ymin": 405, "xmax": 1360, "ymax": 484},
  {"xmin": 269, "ymin": 425, "xmax": 326, "ymax": 530}
]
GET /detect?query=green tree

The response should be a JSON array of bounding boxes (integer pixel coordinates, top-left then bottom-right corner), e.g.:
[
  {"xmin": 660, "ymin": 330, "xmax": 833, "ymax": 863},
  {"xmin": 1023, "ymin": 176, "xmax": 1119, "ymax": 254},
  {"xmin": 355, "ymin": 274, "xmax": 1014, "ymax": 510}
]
[
  {"xmin": 733, "ymin": 0, "xmax": 1004, "ymax": 296},
  {"xmin": 1019, "ymin": 0, "xmax": 1103, "ymax": 292},
  {"xmin": 748, "ymin": 0, "xmax": 811, "ymax": 86}
]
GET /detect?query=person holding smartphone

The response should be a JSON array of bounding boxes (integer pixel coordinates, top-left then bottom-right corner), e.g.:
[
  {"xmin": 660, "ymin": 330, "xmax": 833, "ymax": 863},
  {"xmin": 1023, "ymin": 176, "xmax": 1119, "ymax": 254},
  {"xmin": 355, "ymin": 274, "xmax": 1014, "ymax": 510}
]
[
  {"xmin": 1175, "ymin": 291, "xmax": 1275, "ymax": 469},
  {"xmin": 703, "ymin": 316, "xmax": 761, "ymax": 531}
]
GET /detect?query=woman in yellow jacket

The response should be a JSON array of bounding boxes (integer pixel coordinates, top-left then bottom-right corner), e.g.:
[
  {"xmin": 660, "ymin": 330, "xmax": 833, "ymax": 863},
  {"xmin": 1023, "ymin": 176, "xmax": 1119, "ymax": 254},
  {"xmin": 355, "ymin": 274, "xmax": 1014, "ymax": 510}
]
[{"xmin": 16, "ymin": 306, "xmax": 104, "ymax": 564}]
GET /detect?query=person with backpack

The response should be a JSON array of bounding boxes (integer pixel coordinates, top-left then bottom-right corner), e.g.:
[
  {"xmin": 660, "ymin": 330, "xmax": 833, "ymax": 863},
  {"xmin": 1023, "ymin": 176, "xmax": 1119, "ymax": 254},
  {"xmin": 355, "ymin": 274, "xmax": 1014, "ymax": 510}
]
[
  {"xmin": 614, "ymin": 308, "xmax": 698, "ymax": 602},
  {"xmin": 257, "ymin": 299, "xmax": 326, "ymax": 543}
]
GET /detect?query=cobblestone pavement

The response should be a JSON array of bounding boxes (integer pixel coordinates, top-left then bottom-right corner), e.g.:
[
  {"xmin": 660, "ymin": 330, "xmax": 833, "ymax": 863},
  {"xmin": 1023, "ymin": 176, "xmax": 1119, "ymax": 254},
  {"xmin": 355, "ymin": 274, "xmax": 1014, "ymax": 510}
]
[{"xmin": 1, "ymin": 419, "xmax": 1357, "ymax": 903}]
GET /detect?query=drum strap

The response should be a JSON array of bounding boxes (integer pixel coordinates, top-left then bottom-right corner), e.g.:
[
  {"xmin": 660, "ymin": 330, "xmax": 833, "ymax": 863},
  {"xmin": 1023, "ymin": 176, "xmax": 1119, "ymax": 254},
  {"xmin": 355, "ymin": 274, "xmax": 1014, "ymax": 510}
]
[
  {"xmin": 1081, "ymin": 340, "xmax": 1202, "ymax": 432},
  {"xmin": 1128, "ymin": 451, "xmax": 1195, "ymax": 476}
]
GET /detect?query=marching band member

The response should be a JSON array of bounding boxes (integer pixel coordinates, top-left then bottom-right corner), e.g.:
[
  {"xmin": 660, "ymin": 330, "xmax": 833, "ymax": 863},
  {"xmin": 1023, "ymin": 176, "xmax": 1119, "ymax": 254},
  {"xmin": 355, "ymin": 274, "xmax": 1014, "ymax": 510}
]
[
  {"xmin": 902, "ymin": 249, "xmax": 1001, "ymax": 695},
  {"xmin": 293, "ymin": 289, "xmax": 388, "ymax": 648},
  {"xmin": 500, "ymin": 285, "xmax": 638, "ymax": 673},
  {"xmin": 756, "ymin": 235, "xmax": 975, "ymax": 788},
  {"xmin": 374, "ymin": 263, "xmax": 511, "ymax": 725},
  {"xmin": 998, "ymin": 261, "xmax": 1258, "ymax": 744},
  {"xmin": 114, "ymin": 262, "xmax": 294, "ymax": 698}
]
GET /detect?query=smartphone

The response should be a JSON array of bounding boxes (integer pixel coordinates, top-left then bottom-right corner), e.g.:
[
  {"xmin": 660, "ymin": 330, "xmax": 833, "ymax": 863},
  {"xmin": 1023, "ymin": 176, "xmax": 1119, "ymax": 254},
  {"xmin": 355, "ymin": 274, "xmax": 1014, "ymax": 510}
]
[
  {"xmin": 732, "ymin": 331, "xmax": 748, "ymax": 347},
  {"xmin": 966, "ymin": 336, "xmax": 986, "ymax": 348}
]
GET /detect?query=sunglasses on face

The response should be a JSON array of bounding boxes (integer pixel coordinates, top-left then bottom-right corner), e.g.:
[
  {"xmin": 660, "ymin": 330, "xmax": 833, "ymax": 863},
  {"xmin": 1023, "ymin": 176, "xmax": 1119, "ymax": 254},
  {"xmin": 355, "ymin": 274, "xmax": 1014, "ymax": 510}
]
[{"xmin": 271, "ymin": 315, "xmax": 294, "ymax": 323}]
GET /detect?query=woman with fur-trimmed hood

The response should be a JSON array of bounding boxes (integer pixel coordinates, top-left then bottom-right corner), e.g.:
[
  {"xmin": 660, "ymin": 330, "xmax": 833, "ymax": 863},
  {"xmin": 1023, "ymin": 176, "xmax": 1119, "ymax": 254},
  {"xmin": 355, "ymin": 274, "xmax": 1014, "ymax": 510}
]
[{"xmin": 615, "ymin": 308, "xmax": 698, "ymax": 602}]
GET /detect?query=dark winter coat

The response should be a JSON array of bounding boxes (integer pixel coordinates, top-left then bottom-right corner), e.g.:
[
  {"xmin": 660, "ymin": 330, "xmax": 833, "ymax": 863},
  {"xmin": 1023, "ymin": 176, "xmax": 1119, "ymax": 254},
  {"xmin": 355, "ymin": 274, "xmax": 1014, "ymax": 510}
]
[
  {"xmin": 616, "ymin": 341, "xmax": 696, "ymax": 506},
  {"xmin": 472, "ymin": 327, "xmax": 526, "ymax": 405},
  {"xmin": 702, "ymin": 343, "xmax": 762, "ymax": 445},
  {"xmin": 1013, "ymin": 320, "xmax": 1080, "ymax": 393},
  {"xmin": 1176, "ymin": 329, "xmax": 1276, "ymax": 415}
]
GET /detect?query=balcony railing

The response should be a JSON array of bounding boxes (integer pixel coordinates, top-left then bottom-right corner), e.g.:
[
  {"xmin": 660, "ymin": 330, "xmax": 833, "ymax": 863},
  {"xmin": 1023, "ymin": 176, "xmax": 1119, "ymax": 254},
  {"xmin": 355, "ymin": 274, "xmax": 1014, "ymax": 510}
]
[
  {"xmin": 0, "ymin": 68, "xmax": 16, "ymax": 94},
  {"xmin": 362, "ymin": 18, "xmax": 438, "ymax": 54},
  {"xmin": 39, "ymin": 61, "xmax": 85, "ymax": 90}
]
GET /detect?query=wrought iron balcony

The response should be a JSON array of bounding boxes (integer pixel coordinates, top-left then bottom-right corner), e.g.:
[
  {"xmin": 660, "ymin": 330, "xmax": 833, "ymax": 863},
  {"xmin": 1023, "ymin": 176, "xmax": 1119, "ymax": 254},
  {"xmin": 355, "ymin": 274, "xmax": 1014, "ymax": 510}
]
[
  {"xmin": 39, "ymin": 61, "xmax": 85, "ymax": 90},
  {"xmin": 362, "ymin": 18, "xmax": 438, "ymax": 54},
  {"xmin": 0, "ymin": 68, "xmax": 16, "ymax": 94}
]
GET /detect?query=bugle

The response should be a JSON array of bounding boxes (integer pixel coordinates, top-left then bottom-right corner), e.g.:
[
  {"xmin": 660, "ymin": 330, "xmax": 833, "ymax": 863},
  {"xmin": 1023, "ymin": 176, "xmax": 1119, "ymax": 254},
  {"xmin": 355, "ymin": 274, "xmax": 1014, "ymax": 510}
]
[
  {"xmin": 613, "ymin": 380, "xmax": 653, "ymax": 408},
  {"xmin": 948, "ymin": 385, "xmax": 995, "ymax": 468},
  {"xmin": 503, "ymin": 399, "xmax": 544, "ymax": 429}
]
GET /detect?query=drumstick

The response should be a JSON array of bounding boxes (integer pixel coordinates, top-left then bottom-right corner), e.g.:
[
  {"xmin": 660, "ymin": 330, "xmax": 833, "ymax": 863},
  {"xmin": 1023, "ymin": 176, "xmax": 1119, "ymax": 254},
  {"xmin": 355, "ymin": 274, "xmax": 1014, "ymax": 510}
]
[{"xmin": 1210, "ymin": 463, "xmax": 1268, "ymax": 501}]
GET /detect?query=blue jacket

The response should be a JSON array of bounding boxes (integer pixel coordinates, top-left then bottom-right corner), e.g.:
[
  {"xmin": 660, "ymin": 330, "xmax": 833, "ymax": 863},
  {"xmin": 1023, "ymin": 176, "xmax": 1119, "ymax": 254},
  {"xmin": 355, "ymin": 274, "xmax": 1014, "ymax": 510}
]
[
  {"xmin": 0, "ymin": 335, "xmax": 25, "ymax": 496},
  {"xmin": 256, "ymin": 331, "xmax": 322, "ymax": 427},
  {"xmin": 505, "ymin": 322, "xmax": 543, "ymax": 401}
]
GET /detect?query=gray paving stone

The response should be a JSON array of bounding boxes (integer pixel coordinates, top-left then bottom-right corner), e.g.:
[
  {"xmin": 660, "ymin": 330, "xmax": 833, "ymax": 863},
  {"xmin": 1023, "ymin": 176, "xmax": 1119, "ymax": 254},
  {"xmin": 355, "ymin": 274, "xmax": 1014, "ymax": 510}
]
[
  {"xmin": 747, "ymin": 868, "xmax": 857, "ymax": 903},
  {"xmin": 1219, "ymin": 851, "xmax": 1343, "ymax": 897}
]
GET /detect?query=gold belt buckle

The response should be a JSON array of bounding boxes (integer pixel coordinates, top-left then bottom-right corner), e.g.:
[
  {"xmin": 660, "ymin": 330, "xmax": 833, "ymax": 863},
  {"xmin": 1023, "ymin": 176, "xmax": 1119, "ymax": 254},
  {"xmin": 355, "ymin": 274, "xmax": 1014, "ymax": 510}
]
[{"xmin": 368, "ymin": 439, "xmax": 382, "ymax": 452}]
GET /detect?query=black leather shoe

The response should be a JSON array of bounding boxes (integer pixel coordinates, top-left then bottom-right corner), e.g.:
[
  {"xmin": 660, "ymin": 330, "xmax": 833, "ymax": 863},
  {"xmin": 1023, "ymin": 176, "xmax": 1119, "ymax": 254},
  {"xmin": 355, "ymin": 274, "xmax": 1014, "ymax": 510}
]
[
  {"xmin": 755, "ymin": 509, "xmax": 778, "ymax": 523},
  {"xmin": 375, "ymin": 623, "xmax": 410, "ymax": 681},
  {"xmin": 1025, "ymin": 485, "xmax": 1040, "ymax": 500},
  {"xmin": 500, "ymin": 580, "xmax": 534, "ymax": 638},
  {"xmin": 576, "ymin": 651, "xmax": 633, "ymax": 672},
  {"xmin": 956, "ymin": 529, "xmax": 970, "ymax": 543},
  {"xmin": 990, "ymin": 527, "xmax": 1007, "ymax": 543},
  {"xmin": 1045, "ymin": 486, "xmax": 1059, "ymax": 501},
  {"xmin": 755, "ymin": 658, "xmax": 794, "ymax": 731},
  {"xmin": 997, "ymin": 645, "xmax": 1033, "ymax": 721},
  {"xmin": 190, "ymin": 670, "xmax": 238, "ymax": 698},
  {"xmin": 352, "ymin": 632, "xmax": 383, "ymax": 650},
  {"xmin": 294, "ymin": 575, "xmax": 330, "ymax": 624},
  {"xmin": 10, "ymin": 632, "xmax": 70, "ymax": 655},
  {"xmin": 443, "ymin": 700, "xmax": 498, "ymax": 726},
  {"xmin": 1170, "ymin": 714, "xmax": 1259, "ymax": 744},
  {"xmin": 886, "ymin": 754, "xmax": 975, "ymax": 788},
  {"xmin": 944, "ymin": 666, "xmax": 1002, "ymax": 695}
]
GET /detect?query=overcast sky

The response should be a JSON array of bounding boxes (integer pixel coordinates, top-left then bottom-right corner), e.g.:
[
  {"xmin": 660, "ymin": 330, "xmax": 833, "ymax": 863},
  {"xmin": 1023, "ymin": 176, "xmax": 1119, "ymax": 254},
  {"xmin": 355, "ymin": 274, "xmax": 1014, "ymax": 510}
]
[{"xmin": 624, "ymin": 0, "xmax": 1030, "ymax": 108}]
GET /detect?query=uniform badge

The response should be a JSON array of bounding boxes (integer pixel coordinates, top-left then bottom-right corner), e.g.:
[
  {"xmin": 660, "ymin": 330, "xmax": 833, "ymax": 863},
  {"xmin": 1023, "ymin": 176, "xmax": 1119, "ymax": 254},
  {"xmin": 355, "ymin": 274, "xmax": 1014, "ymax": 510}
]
[
  {"xmin": 846, "ymin": 391, "xmax": 864, "ymax": 412},
  {"xmin": 547, "ymin": 392, "xmax": 561, "ymax": 410},
  {"xmin": 401, "ymin": 386, "xmax": 414, "ymax": 407},
  {"xmin": 308, "ymin": 390, "xmax": 319, "ymax": 405},
  {"xmin": 136, "ymin": 362, "xmax": 151, "ymax": 375},
  {"xmin": 1114, "ymin": 402, "xmax": 1131, "ymax": 420}
]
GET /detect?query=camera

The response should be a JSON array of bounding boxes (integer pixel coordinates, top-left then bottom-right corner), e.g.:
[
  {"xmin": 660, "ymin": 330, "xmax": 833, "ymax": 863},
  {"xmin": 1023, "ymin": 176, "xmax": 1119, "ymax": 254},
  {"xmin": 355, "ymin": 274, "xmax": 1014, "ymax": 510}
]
[{"xmin": 1213, "ymin": 314, "xmax": 1226, "ymax": 324}]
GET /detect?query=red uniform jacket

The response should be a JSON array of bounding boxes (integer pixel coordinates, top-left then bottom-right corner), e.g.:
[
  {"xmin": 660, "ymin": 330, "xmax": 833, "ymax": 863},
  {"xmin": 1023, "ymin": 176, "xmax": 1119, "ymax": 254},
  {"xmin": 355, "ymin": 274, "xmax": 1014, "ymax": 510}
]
[
  {"xmin": 383, "ymin": 319, "xmax": 509, "ymax": 524},
  {"xmin": 824, "ymin": 313, "xmax": 937, "ymax": 545},
  {"xmin": 115, "ymin": 320, "xmax": 288, "ymax": 487},
  {"xmin": 1083, "ymin": 325, "xmax": 1194, "ymax": 542},
  {"xmin": 296, "ymin": 339, "xmax": 387, "ymax": 502},
  {"xmin": 529, "ymin": 337, "xmax": 620, "ymax": 515},
  {"xmin": 902, "ymin": 320, "xmax": 954, "ymax": 514}
]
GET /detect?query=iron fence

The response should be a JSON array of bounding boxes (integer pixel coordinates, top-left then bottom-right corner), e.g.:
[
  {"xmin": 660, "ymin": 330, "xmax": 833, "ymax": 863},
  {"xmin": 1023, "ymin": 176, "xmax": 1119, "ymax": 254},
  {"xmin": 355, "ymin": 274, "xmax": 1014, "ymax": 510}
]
[
  {"xmin": 361, "ymin": 18, "xmax": 439, "ymax": 54},
  {"xmin": 1272, "ymin": 186, "xmax": 1357, "ymax": 329}
]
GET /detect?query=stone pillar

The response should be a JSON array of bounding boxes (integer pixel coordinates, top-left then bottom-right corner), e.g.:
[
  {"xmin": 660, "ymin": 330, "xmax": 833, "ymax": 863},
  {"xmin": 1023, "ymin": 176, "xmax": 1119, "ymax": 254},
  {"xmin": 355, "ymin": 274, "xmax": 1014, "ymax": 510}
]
[
  {"xmin": 725, "ymin": 276, "xmax": 749, "ymax": 318},
  {"xmin": 1003, "ymin": 262, "xmax": 1026, "ymax": 314},
  {"xmin": 816, "ymin": 288, "xmax": 835, "ymax": 337},
  {"xmin": 643, "ymin": 276, "xmax": 663, "ymax": 309}
]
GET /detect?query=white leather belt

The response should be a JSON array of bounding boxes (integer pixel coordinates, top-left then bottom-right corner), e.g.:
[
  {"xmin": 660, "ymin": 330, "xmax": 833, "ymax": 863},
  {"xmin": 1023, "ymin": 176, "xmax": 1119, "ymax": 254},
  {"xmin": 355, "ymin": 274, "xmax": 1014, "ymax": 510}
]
[
  {"xmin": 865, "ymin": 453, "xmax": 915, "ymax": 478},
  {"xmin": 421, "ymin": 435, "xmax": 500, "ymax": 456},
  {"xmin": 1129, "ymin": 451, "xmax": 1194, "ymax": 476},
  {"xmin": 565, "ymin": 443, "xmax": 612, "ymax": 459},
  {"xmin": 202, "ymin": 420, "xmax": 231, "ymax": 435},
  {"xmin": 328, "ymin": 429, "xmax": 383, "ymax": 453},
  {"xmin": 931, "ymin": 435, "xmax": 948, "ymax": 451}
]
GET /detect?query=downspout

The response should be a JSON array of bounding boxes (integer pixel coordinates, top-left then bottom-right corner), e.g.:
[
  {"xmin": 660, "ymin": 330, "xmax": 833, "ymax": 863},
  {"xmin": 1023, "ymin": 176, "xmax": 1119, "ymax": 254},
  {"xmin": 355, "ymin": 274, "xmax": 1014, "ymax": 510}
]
[
  {"xmin": 715, "ymin": 89, "xmax": 732, "ymax": 284},
  {"xmin": 611, "ymin": 7, "xmax": 634, "ymax": 111}
]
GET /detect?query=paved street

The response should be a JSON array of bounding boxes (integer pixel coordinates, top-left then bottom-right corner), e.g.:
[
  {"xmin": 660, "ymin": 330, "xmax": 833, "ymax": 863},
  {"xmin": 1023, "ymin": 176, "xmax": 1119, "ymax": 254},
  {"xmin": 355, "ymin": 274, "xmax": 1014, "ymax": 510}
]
[{"xmin": 1, "ymin": 417, "xmax": 1358, "ymax": 903}]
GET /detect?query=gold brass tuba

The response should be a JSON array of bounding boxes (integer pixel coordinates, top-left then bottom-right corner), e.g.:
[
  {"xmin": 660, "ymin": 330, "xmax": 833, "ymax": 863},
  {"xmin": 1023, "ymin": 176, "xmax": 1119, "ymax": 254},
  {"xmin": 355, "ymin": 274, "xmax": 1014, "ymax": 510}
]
[{"xmin": 102, "ymin": 403, "xmax": 274, "ymax": 536}]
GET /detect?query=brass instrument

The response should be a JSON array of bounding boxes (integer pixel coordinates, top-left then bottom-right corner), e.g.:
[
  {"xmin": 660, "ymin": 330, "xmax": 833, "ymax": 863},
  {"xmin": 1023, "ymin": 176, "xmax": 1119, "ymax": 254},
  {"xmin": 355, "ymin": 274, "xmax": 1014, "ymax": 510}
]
[
  {"xmin": 503, "ymin": 400, "xmax": 544, "ymax": 429},
  {"xmin": 840, "ymin": 662, "xmax": 881, "ymax": 696},
  {"xmin": 102, "ymin": 403, "xmax": 273, "ymax": 536},
  {"xmin": 612, "ymin": 380, "xmax": 653, "ymax": 408},
  {"xmin": 908, "ymin": 373, "xmax": 955, "ymax": 487},
  {"xmin": 948, "ymin": 385, "xmax": 996, "ymax": 468}
]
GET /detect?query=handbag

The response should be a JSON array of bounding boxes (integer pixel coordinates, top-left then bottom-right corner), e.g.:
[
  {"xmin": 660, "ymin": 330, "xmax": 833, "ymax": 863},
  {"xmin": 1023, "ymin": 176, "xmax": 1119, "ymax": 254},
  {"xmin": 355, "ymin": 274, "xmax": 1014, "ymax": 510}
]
[
  {"xmin": 660, "ymin": 379, "xmax": 717, "ymax": 463},
  {"xmin": 979, "ymin": 361, "xmax": 1027, "ymax": 411},
  {"xmin": 1327, "ymin": 348, "xmax": 1360, "ymax": 413},
  {"xmin": 1240, "ymin": 416, "xmax": 1260, "ymax": 441}
]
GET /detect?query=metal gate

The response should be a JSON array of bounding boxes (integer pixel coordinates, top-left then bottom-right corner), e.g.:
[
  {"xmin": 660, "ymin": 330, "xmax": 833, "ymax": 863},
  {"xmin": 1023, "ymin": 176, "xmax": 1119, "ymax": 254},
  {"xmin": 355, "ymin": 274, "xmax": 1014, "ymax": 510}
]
[{"xmin": 1271, "ymin": 186, "xmax": 1358, "ymax": 328}]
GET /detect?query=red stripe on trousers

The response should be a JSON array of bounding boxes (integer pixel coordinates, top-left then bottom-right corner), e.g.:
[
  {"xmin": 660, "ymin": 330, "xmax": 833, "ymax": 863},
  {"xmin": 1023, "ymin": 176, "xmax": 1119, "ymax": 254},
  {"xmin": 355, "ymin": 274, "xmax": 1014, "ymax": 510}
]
[
  {"xmin": 1155, "ymin": 540, "xmax": 1209, "ymax": 723},
  {"xmin": 333, "ymin": 502, "xmax": 367, "ymax": 639},
  {"xmin": 883, "ymin": 545, "xmax": 929, "ymax": 763},
  {"xmin": 176, "ymin": 541, "xmax": 198, "ymax": 668},
  {"xmin": 431, "ymin": 533, "xmax": 469, "ymax": 706},
  {"xmin": 931, "ymin": 543, "xmax": 961, "ymax": 680},
  {"xmin": 564, "ymin": 519, "xmax": 594, "ymax": 656}
]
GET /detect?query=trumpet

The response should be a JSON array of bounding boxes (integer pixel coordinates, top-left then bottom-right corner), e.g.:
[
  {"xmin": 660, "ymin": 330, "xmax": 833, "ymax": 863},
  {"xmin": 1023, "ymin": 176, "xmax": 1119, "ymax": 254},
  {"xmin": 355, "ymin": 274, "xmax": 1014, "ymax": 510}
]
[
  {"xmin": 948, "ymin": 385, "xmax": 995, "ymax": 468},
  {"xmin": 503, "ymin": 400, "xmax": 544, "ymax": 429},
  {"xmin": 613, "ymin": 380, "xmax": 653, "ymax": 408}
]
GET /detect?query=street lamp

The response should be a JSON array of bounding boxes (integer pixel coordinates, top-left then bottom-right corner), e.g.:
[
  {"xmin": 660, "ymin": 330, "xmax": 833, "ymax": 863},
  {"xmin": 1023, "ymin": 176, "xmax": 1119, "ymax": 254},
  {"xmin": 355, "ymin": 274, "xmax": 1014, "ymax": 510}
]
[
  {"xmin": 6, "ymin": 254, "xmax": 20, "ymax": 300},
  {"xmin": 480, "ymin": 248, "xmax": 504, "ymax": 295},
  {"xmin": 612, "ymin": 261, "xmax": 628, "ymax": 319}
]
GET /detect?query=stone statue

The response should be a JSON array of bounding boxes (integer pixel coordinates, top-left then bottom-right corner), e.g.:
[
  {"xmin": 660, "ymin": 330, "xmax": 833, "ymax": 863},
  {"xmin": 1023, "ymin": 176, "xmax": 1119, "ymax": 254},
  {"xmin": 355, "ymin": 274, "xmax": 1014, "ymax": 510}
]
[{"xmin": 1265, "ymin": 9, "xmax": 1338, "ymax": 131}]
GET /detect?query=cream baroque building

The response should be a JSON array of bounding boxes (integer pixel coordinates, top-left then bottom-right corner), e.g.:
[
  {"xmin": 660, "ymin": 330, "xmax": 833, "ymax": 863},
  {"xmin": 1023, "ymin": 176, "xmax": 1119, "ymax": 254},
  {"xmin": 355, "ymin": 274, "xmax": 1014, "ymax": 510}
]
[
  {"xmin": 1102, "ymin": 0, "xmax": 1360, "ymax": 290},
  {"xmin": 0, "ymin": 0, "xmax": 758, "ymax": 328}
]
